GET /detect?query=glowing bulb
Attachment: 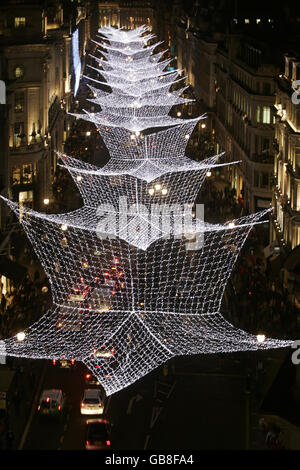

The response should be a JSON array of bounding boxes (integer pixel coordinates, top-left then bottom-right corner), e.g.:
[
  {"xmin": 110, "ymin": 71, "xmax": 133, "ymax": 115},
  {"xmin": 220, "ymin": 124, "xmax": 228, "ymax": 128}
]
[
  {"xmin": 17, "ymin": 332, "xmax": 25, "ymax": 342},
  {"xmin": 76, "ymin": 175, "xmax": 82, "ymax": 182},
  {"xmin": 161, "ymin": 188, "xmax": 168, "ymax": 195},
  {"xmin": 201, "ymin": 123, "xmax": 206, "ymax": 129},
  {"xmin": 43, "ymin": 198, "xmax": 49, "ymax": 205},
  {"xmin": 257, "ymin": 334, "xmax": 266, "ymax": 343},
  {"xmin": 148, "ymin": 188, "xmax": 154, "ymax": 195},
  {"xmin": 177, "ymin": 112, "xmax": 182, "ymax": 117},
  {"xmin": 86, "ymin": 131, "xmax": 91, "ymax": 136},
  {"xmin": 184, "ymin": 134, "xmax": 190, "ymax": 139},
  {"xmin": 206, "ymin": 171, "xmax": 212, "ymax": 177},
  {"xmin": 155, "ymin": 184, "xmax": 161, "ymax": 191},
  {"xmin": 228, "ymin": 222, "xmax": 235, "ymax": 229},
  {"xmin": 61, "ymin": 224, "xmax": 68, "ymax": 231}
]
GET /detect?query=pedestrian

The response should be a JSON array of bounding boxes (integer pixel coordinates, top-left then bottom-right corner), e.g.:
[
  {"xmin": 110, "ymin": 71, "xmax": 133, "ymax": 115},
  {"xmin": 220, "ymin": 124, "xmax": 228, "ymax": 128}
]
[{"xmin": 5, "ymin": 429, "xmax": 14, "ymax": 449}]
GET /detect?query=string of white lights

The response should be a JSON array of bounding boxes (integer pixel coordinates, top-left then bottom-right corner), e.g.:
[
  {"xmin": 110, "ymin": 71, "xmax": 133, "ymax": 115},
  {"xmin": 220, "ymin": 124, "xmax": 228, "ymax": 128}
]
[{"xmin": 1, "ymin": 25, "xmax": 293, "ymax": 396}]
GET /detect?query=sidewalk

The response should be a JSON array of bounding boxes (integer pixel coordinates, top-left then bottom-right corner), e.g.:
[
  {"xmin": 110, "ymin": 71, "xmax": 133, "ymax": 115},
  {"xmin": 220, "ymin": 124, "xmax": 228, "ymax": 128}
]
[{"xmin": 0, "ymin": 357, "xmax": 43, "ymax": 450}]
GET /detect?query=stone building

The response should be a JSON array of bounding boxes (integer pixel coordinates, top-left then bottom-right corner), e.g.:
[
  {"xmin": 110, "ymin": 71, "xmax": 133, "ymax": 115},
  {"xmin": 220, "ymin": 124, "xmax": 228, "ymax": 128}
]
[
  {"xmin": 0, "ymin": 0, "xmax": 97, "ymax": 211},
  {"xmin": 271, "ymin": 56, "xmax": 300, "ymax": 251}
]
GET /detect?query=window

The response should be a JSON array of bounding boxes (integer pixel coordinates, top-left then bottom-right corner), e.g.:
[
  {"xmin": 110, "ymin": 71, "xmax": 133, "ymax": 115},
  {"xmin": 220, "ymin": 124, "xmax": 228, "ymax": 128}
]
[
  {"xmin": 261, "ymin": 172, "xmax": 269, "ymax": 188},
  {"xmin": 262, "ymin": 106, "xmax": 271, "ymax": 124},
  {"xmin": 256, "ymin": 106, "xmax": 261, "ymax": 123},
  {"xmin": 263, "ymin": 82, "xmax": 271, "ymax": 95},
  {"xmin": 262, "ymin": 138, "xmax": 269, "ymax": 151},
  {"xmin": 14, "ymin": 66, "xmax": 24, "ymax": 79},
  {"xmin": 12, "ymin": 166, "xmax": 21, "ymax": 185},
  {"xmin": 13, "ymin": 121, "xmax": 23, "ymax": 146},
  {"xmin": 19, "ymin": 190, "xmax": 33, "ymax": 206},
  {"xmin": 14, "ymin": 17, "xmax": 26, "ymax": 28},
  {"xmin": 14, "ymin": 91, "xmax": 24, "ymax": 113},
  {"xmin": 22, "ymin": 164, "xmax": 33, "ymax": 184}
]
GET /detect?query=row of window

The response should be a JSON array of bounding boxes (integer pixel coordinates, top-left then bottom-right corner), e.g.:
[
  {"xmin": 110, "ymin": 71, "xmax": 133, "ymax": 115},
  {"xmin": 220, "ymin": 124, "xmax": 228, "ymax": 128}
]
[
  {"xmin": 232, "ymin": 89, "xmax": 274, "ymax": 124},
  {"xmin": 232, "ymin": 68, "xmax": 272, "ymax": 95},
  {"xmin": 256, "ymin": 105, "xmax": 273, "ymax": 124}
]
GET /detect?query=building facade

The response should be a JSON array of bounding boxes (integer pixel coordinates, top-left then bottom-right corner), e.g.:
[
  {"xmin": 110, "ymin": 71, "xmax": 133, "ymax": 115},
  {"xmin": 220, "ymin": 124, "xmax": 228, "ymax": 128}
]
[
  {"xmin": 98, "ymin": 0, "xmax": 154, "ymax": 31},
  {"xmin": 0, "ymin": 0, "xmax": 97, "ymax": 212},
  {"xmin": 214, "ymin": 36, "xmax": 278, "ymax": 212},
  {"xmin": 272, "ymin": 56, "xmax": 300, "ymax": 250}
]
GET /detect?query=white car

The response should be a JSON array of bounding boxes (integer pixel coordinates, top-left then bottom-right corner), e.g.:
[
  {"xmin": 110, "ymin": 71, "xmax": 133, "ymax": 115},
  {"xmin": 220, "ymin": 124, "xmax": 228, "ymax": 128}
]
[
  {"xmin": 38, "ymin": 389, "xmax": 65, "ymax": 416},
  {"xmin": 80, "ymin": 389, "xmax": 106, "ymax": 415},
  {"xmin": 94, "ymin": 347, "xmax": 115, "ymax": 358}
]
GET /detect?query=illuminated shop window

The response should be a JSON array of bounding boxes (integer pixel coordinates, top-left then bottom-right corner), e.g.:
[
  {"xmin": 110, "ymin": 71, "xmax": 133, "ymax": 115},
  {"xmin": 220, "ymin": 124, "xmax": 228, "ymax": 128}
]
[
  {"xmin": 14, "ymin": 17, "xmax": 26, "ymax": 28},
  {"xmin": 14, "ymin": 66, "xmax": 24, "ymax": 79}
]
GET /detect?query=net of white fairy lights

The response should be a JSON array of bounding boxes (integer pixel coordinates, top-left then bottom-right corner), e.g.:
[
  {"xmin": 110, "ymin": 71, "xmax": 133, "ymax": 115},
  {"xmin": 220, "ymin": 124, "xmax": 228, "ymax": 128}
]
[
  {"xmin": 1, "ymin": 198, "xmax": 293, "ymax": 395},
  {"xmin": 0, "ymin": 26, "xmax": 293, "ymax": 396}
]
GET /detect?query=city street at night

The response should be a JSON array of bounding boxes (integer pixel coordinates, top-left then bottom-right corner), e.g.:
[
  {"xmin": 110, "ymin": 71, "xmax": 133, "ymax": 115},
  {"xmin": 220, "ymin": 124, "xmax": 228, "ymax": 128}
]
[{"xmin": 0, "ymin": 0, "xmax": 300, "ymax": 457}]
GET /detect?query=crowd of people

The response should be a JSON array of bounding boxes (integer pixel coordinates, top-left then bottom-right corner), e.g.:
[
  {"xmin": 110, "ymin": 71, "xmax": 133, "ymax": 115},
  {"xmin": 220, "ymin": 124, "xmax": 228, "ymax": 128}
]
[{"xmin": 0, "ymin": 271, "xmax": 50, "ymax": 340}]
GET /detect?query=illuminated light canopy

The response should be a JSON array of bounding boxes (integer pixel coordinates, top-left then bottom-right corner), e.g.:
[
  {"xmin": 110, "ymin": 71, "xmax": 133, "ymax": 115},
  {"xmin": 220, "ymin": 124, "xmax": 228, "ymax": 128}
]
[{"xmin": 1, "ymin": 25, "xmax": 292, "ymax": 397}]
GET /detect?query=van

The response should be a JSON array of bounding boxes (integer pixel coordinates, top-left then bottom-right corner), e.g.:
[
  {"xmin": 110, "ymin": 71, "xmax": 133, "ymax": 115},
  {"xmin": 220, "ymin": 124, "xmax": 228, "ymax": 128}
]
[{"xmin": 38, "ymin": 389, "xmax": 65, "ymax": 416}]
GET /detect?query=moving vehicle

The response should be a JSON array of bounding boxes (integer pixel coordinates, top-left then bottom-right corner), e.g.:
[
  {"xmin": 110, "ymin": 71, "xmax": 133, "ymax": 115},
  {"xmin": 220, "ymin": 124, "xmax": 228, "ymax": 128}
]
[
  {"xmin": 85, "ymin": 372, "xmax": 100, "ymax": 386},
  {"xmin": 38, "ymin": 389, "xmax": 65, "ymax": 416},
  {"xmin": 52, "ymin": 359, "xmax": 75, "ymax": 369},
  {"xmin": 94, "ymin": 347, "xmax": 115, "ymax": 358},
  {"xmin": 80, "ymin": 388, "xmax": 105, "ymax": 415},
  {"xmin": 85, "ymin": 419, "xmax": 112, "ymax": 450}
]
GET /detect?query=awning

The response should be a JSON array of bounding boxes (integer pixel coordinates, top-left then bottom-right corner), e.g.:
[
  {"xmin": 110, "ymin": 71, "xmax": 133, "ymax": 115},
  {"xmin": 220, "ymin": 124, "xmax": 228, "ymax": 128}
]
[{"xmin": 0, "ymin": 257, "xmax": 27, "ymax": 282}]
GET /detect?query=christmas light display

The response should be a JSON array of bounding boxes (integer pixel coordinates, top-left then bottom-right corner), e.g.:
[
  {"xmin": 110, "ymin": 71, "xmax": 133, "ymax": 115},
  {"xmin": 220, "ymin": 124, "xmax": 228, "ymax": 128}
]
[{"xmin": 1, "ymin": 26, "xmax": 292, "ymax": 396}]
